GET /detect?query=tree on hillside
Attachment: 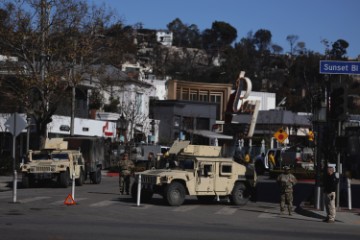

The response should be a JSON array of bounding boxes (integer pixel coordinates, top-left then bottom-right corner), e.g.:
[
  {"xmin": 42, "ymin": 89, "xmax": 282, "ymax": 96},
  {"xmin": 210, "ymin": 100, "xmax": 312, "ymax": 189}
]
[
  {"xmin": 294, "ymin": 41, "xmax": 306, "ymax": 55},
  {"xmin": 167, "ymin": 18, "xmax": 201, "ymax": 48},
  {"xmin": 0, "ymin": 0, "xmax": 117, "ymax": 148},
  {"xmin": 329, "ymin": 39, "xmax": 349, "ymax": 60},
  {"xmin": 286, "ymin": 34, "xmax": 299, "ymax": 55},
  {"xmin": 202, "ymin": 21, "xmax": 237, "ymax": 65},
  {"xmin": 102, "ymin": 23, "xmax": 137, "ymax": 66},
  {"xmin": 271, "ymin": 44, "xmax": 283, "ymax": 55},
  {"xmin": 254, "ymin": 29, "xmax": 272, "ymax": 53}
]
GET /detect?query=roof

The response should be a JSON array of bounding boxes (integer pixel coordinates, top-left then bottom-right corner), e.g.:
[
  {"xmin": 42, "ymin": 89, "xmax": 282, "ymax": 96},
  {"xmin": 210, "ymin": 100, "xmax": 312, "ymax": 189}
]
[
  {"xmin": 81, "ymin": 64, "xmax": 153, "ymax": 88},
  {"xmin": 187, "ymin": 129, "xmax": 233, "ymax": 140},
  {"xmin": 232, "ymin": 110, "xmax": 311, "ymax": 126}
]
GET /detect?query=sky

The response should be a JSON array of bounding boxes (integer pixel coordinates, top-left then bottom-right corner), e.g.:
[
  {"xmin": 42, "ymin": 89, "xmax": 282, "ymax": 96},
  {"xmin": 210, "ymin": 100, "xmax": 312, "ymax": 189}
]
[{"xmin": 90, "ymin": 0, "xmax": 360, "ymax": 59}]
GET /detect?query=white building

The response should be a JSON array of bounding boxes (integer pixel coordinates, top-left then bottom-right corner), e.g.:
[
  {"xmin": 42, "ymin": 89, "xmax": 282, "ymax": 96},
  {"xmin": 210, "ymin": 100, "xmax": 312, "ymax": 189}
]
[
  {"xmin": 83, "ymin": 64, "xmax": 157, "ymax": 143},
  {"xmin": 0, "ymin": 113, "xmax": 117, "ymax": 139},
  {"xmin": 156, "ymin": 31, "xmax": 173, "ymax": 46}
]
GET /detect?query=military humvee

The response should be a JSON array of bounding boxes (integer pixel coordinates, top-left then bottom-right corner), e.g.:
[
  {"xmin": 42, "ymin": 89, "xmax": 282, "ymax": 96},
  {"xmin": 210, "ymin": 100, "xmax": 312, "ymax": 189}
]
[
  {"xmin": 131, "ymin": 140, "xmax": 257, "ymax": 206},
  {"xmin": 21, "ymin": 138, "xmax": 85, "ymax": 188}
]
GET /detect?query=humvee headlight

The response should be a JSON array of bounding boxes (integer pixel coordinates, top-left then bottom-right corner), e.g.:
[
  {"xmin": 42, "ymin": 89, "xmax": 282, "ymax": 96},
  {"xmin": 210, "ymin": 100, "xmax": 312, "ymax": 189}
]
[{"xmin": 160, "ymin": 176, "xmax": 168, "ymax": 182}]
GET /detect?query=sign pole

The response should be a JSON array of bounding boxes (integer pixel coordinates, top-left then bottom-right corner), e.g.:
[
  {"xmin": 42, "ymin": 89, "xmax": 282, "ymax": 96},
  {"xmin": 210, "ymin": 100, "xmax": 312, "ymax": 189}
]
[{"xmin": 12, "ymin": 113, "xmax": 17, "ymax": 203}]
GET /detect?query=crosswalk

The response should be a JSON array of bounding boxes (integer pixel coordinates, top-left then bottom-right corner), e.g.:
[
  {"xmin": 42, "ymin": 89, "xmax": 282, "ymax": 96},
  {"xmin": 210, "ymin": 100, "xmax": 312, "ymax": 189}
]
[{"xmin": 0, "ymin": 193, "xmax": 284, "ymax": 217}]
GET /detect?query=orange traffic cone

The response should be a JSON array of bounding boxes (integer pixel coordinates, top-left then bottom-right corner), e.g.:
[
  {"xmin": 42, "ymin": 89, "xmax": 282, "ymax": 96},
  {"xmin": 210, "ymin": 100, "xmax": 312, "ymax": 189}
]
[{"xmin": 64, "ymin": 194, "xmax": 76, "ymax": 206}]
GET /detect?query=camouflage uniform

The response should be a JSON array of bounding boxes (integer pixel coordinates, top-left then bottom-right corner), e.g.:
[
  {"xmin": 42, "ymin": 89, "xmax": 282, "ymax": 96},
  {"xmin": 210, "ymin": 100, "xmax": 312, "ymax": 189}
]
[
  {"xmin": 118, "ymin": 154, "xmax": 135, "ymax": 195},
  {"xmin": 277, "ymin": 167, "xmax": 297, "ymax": 215}
]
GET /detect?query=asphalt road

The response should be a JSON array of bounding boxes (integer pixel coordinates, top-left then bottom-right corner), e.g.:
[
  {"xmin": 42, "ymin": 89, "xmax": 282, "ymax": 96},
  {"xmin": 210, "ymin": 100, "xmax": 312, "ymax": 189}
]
[{"xmin": 0, "ymin": 175, "xmax": 359, "ymax": 240}]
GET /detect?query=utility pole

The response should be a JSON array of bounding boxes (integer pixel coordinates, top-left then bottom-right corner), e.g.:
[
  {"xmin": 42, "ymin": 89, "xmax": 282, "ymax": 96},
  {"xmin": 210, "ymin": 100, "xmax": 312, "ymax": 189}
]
[
  {"xmin": 70, "ymin": 39, "xmax": 77, "ymax": 136},
  {"xmin": 40, "ymin": 0, "xmax": 49, "ymax": 140}
]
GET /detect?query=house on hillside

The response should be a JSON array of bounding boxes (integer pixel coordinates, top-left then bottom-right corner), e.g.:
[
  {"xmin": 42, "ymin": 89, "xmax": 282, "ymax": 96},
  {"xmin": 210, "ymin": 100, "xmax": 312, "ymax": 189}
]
[{"xmin": 83, "ymin": 64, "xmax": 156, "ymax": 143}]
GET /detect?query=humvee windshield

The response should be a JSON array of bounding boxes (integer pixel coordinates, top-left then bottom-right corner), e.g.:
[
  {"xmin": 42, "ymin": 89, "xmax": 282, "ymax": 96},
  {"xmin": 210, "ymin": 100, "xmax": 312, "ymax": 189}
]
[
  {"xmin": 51, "ymin": 153, "xmax": 69, "ymax": 160},
  {"xmin": 31, "ymin": 152, "xmax": 69, "ymax": 161},
  {"xmin": 159, "ymin": 156, "xmax": 194, "ymax": 170},
  {"xmin": 32, "ymin": 152, "xmax": 50, "ymax": 160}
]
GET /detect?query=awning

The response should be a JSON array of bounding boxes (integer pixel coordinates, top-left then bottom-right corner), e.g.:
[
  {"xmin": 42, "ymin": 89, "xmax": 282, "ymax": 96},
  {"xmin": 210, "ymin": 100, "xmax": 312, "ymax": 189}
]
[{"xmin": 188, "ymin": 130, "xmax": 233, "ymax": 140}]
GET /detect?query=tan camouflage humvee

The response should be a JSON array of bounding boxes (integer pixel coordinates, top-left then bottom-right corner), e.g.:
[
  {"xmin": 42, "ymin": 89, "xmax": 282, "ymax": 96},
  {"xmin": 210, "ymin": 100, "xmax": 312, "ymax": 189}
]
[
  {"xmin": 131, "ymin": 140, "xmax": 257, "ymax": 206},
  {"xmin": 20, "ymin": 138, "xmax": 85, "ymax": 188}
]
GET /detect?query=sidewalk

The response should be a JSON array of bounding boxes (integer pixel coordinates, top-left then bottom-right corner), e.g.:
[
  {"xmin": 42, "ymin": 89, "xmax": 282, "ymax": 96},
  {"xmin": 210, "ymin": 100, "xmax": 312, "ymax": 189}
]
[
  {"xmin": 0, "ymin": 174, "xmax": 17, "ymax": 192},
  {"xmin": 299, "ymin": 202, "xmax": 360, "ymax": 225}
]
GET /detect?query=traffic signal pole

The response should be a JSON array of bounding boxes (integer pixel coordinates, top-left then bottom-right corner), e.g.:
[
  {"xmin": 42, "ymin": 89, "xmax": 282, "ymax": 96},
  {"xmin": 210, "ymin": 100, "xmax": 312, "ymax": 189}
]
[{"xmin": 336, "ymin": 121, "xmax": 341, "ymax": 209}]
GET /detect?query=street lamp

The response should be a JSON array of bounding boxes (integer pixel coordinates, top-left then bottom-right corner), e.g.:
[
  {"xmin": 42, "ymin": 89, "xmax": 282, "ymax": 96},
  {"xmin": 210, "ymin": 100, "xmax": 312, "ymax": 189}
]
[
  {"xmin": 117, "ymin": 114, "xmax": 129, "ymax": 144},
  {"xmin": 26, "ymin": 116, "xmax": 32, "ymax": 153}
]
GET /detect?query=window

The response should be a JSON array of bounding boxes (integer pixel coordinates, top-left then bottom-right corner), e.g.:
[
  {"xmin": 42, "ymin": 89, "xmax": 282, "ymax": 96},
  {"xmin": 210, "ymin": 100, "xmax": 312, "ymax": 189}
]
[
  {"xmin": 221, "ymin": 164, "xmax": 232, "ymax": 176},
  {"xmin": 32, "ymin": 153, "xmax": 50, "ymax": 160},
  {"xmin": 210, "ymin": 92, "xmax": 223, "ymax": 120},
  {"xmin": 181, "ymin": 88, "xmax": 189, "ymax": 100},
  {"xmin": 180, "ymin": 159, "xmax": 194, "ymax": 169},
  {"xmin": 51, "ymin": 153, "xmax": 69, "ymax": 160},
  {"xmin": 190, "ymin": 89, "xmax": 198, "ymax": 101},
  {"xmin": 199, "ymin": 90, "xmax": 209, "ymax": 102},
  {"xmin": 203, "ymin": 164, "xmax": 213, "ymax": 177},
  {"xmin": 196, "ymin": 117, "xmax": 210, "ymax": 130},
  {"xmin": 135, "ymin": 92, "xmax": 143, "ymax": 113}
]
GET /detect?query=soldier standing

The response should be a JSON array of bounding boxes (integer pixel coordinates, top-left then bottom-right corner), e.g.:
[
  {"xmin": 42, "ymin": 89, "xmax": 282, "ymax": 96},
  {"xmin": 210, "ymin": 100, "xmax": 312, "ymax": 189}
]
[
  {"xmin": 118, "ymin": 153, "xmax": 135, "ymax": 195},
  {"xmin": 277, "ymin": 166, "xmax": 297, "ymax": 215}
]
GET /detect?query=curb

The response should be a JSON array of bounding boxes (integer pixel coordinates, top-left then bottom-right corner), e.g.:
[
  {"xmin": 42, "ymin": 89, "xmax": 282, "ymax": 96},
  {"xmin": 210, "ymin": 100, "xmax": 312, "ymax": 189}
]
[
  {"xmin": 106, "ymin": 172, "xmax": 119, "ymax": 177},
  {"xmin": 102, "ymin": 170, "xmax": 119, "ymax": 177}
]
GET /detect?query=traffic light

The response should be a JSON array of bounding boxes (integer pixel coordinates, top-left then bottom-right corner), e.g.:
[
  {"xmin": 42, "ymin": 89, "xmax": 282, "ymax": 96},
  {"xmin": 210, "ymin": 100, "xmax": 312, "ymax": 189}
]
[
  {"xmin": 308, "ymin": 130, "xmax": 314, "ymax": 142},
  {"xmin": 307, "ymin": 129, "xmax": 314, "ymax": 147},
  {"xmin": 330, "ymin": 86, "xmax": 347, "ymax": 121}
]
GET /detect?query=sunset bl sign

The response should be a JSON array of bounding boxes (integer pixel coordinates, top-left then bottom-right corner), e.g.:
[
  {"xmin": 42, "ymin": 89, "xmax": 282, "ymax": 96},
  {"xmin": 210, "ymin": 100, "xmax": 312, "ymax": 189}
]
[{"xmin": 320, "ymin": 60, "xmax": 360, "ymax": 75}]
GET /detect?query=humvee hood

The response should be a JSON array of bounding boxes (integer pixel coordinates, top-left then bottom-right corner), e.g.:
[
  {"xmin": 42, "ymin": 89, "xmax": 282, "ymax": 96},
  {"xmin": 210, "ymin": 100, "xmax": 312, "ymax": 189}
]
[{"xmin": 138, "ymin": 169, "xmax": 188, "ymax": 176}]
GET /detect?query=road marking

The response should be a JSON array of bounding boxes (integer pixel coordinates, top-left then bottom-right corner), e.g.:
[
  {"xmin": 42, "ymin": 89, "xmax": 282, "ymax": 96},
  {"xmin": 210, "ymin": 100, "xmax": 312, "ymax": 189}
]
[
  {"xmin": 0, "ymin": 195, "xmax": 11, "ymax": 200},
  {"xmin": 215, "ymin": 207, "xmax": 238, "ymax": 215},
  {"xmin": 19, "ymin": 196, "xmax": 51, "ymax": 203},
  {"xmin": 172, "ymin": 205, "xmax": 199, "ymax": 212},
  {"xmin": 258, "ymin": 211, "xmax": 277, "ymax": 219},
  {"xmin": 50, "ymin": 197, "xmax": 88, "ymax": 205},
  {"xmin": 130, "ymin": 204, "xmax": 152, "ymax": 209},
  {"xmin": 89, "ymin": 200, "xmax": 118, "ymax": 207}
]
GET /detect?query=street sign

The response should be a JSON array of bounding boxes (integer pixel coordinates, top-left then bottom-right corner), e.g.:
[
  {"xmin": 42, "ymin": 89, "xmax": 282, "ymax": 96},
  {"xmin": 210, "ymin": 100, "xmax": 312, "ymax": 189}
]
[
  {"xmin": 4, "ymin": 113, "xmax": 27, "ymax": 137},
  {"xmin": 273, "ymin": 128, "xmax": 288, "ymax": 143},
  {"xmin": 320, "ymin": 60, "xmax": 360, "ymax": 75}
]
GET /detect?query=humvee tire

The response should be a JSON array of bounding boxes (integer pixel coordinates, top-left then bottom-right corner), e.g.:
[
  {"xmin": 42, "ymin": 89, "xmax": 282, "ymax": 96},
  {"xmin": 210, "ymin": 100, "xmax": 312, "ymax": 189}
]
[
  {"xmin": 164, "ymin": 182, "xmax": 186, "ymax": 206},
  {"xmin": 91, "ymin": 168, "xmax": 102, "ymax": 184},
  {"xmin": 59, "ymin": 169, "xmax": 70, "ymax": 188},
  {"xmin": 75, "ymin": 169, "xmax": 84, "ymax": 186},
  {"xmin": 230, "ymin": 182, "xmax": 248, "ymax": 205},
  {"xmin": 22, "ymin": 173, "xmax": 33, "ymax": 188}
]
